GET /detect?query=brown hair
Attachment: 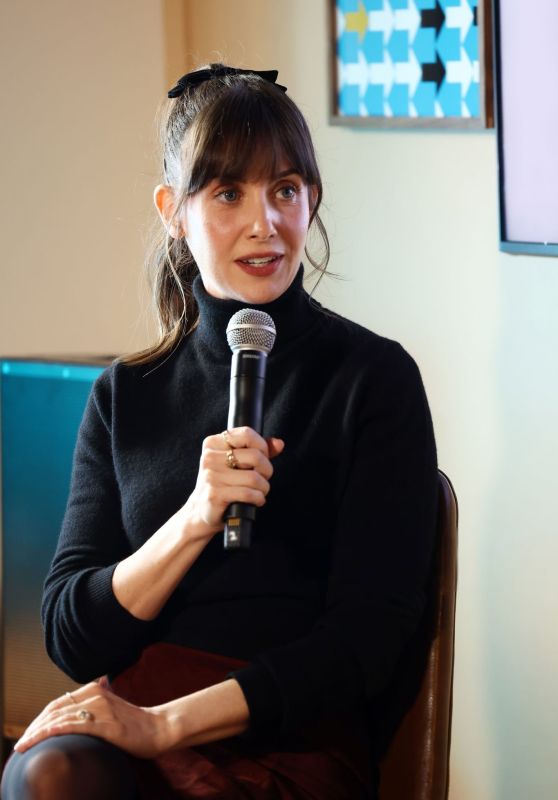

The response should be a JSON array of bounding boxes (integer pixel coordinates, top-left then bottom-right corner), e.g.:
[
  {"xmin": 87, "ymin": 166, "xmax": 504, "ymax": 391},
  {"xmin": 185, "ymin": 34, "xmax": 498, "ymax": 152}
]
[{"xmin": 124, "ymin": 65, "xmax": 329, "ymax": 366}]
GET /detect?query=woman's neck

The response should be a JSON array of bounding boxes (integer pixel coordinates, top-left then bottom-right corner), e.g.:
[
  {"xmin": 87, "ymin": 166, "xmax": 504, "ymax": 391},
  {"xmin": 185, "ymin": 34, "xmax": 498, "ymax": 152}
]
[{"xmin": 191, "ymin": 265, "xmax": 321, "ymax": 359}]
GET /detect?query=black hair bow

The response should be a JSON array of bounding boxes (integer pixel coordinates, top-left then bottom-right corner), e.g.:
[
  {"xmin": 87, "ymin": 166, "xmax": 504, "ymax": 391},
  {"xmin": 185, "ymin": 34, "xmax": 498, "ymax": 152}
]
[{"xmin": 167, "ymin": 66, "xmax": 287, "ymax": 99}]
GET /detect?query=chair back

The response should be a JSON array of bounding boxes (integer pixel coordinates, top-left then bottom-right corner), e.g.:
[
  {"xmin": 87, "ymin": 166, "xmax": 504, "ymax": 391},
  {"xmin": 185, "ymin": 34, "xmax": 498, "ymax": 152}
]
[{"xmin": 377, "ymin": 470, "xmax": 458, "ymax": 800}]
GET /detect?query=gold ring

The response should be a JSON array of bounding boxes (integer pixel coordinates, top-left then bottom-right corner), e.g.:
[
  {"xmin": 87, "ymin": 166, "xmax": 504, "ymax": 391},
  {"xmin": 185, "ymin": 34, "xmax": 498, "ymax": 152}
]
[
  {"xmin": 222, "ymin": 430, "xmax": 234, "ymax": 448},
  {"xmin": 226, "ymin": 449, "xmax": 239, "ymax": 469},
  {"xmin": 77, "ymin": 709, "xmax": 95, "ymax": 722}
]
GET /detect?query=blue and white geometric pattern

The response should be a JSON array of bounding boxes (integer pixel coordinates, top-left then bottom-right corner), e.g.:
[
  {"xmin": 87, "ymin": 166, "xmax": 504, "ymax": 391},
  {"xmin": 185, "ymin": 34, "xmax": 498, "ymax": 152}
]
[{"xmin": 335, "ymin": 0, "xmax": 481, "ymax": 120}]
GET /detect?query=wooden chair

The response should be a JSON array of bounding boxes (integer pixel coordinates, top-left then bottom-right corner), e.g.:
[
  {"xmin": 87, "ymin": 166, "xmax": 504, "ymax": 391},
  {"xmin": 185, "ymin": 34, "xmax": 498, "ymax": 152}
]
[{"xmin": 375, "ymin": 471, "xmax": 458, "ymax": 800}]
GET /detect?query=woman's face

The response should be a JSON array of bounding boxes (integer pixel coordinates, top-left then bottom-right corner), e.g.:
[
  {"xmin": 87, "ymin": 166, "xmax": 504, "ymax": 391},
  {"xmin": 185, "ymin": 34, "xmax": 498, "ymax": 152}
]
[{"xmin": 179, "ymin": 165, "xmax": 317, "ymax": 305}]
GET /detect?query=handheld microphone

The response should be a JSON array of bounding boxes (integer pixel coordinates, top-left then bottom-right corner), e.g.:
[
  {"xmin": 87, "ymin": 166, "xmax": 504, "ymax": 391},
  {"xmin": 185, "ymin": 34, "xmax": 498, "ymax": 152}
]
[{"xmin": 223, "ymin": 308, "xmax": 276, "ymax": 549}]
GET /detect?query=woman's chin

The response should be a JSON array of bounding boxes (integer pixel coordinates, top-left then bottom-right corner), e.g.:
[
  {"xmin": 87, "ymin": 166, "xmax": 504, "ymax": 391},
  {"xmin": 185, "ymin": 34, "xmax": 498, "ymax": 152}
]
[
  {"xmin": 203, "ymin": 264, "xmax": 298, "ymax": 306},
  {"xmin": 233, "ymin": 287, "xmax": 283, "ymax": 306},
  {"xmin": 229, "ymin": 268, "xmax": 296, "ymax": 306}
]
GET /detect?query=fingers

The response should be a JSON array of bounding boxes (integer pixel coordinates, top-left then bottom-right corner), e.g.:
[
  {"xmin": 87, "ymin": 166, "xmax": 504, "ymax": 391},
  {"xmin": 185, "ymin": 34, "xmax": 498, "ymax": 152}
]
[
  {"xmin": 14, "ymin": 686, "xmax": 165, "ymax": 759},
  {"xmin": 203, "ymin": 428, "xmax": 284, "ymax": 478},
  {"xmin": 200, "ymin": 450, "xmax": 273, "ymax": 507},
  {"xmin": 203, "ymin": 444, "xmax": 274, "ymax": 479},
  {"xmin": 222, "ymin": 427, "xmax": 268, "ymax": 452},
  {"xmin": 266, "ymin": 436, "xmax": 285, "ymax": 459},
  {"xmin": 185, "ymin": 428, "xmax": 285, "ymax": 534},
  {"xmin": 16, "ymin": 684, "xmax": 92, "ymax": 737},
  {"xmin": 14, "ymin": 684, "xmax": 107, "ymax": 753},
  {"xmin": 208, "ymin": 427, "xmax": 284, "ymax": 457}
]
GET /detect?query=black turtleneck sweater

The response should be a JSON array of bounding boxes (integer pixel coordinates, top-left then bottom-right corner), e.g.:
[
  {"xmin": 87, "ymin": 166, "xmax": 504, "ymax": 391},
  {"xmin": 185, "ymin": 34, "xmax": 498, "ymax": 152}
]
[{"xmin": 42, "ymin": 269, "xmax": 438, "ymax": 736}]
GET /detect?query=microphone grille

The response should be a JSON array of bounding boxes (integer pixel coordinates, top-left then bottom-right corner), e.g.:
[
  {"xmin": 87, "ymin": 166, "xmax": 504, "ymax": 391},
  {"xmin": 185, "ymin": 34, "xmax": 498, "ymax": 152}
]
[{"xmin": 226, "ymin": 309, "xmax": 276, "ymax": 354}]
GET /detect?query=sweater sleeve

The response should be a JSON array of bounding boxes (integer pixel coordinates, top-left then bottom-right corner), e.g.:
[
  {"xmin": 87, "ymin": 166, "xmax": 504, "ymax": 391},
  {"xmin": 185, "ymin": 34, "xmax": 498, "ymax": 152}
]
[
  {"xmin": 232, "ymin": 342, "xmax": 438, "ymax": 734},
  {"xmin": 41, "ymin": 369, "xmax": 157, "ymax": 683}
]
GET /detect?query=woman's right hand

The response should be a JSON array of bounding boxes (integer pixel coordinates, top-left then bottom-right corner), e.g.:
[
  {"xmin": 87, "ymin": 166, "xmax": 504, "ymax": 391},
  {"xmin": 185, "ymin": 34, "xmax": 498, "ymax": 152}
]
[
  {"xmin": 181, "ymin": 427, "xmax": 285, "ymax": 540},
  {"xmin": 112, "ymin": 427, "xmax": 284, "ymax": 621}
]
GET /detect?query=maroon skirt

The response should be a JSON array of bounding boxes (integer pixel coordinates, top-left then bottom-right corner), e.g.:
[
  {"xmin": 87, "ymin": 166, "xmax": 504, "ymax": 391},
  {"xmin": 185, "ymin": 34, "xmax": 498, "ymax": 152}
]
[{"xmin": 106, "ymin": 643, "xmax": 375, "ymax": 799}]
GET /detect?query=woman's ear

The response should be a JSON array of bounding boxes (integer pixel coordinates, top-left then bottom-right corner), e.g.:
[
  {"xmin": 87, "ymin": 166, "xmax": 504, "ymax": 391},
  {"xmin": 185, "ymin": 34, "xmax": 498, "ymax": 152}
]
[{"xmin": 153, "ymin": 184, "xmax": 185, "ymax": 238}]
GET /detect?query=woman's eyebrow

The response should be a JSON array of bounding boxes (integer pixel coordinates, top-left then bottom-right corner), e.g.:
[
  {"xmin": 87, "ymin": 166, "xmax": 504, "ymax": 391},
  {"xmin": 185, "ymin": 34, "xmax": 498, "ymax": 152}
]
[
  {"xmin": 209, "ymin": 168, "xmax": 301, "ymax": 185},
  {"xmin": 274, "ymin": 168, "xmax": 300, "ymax": 179}
]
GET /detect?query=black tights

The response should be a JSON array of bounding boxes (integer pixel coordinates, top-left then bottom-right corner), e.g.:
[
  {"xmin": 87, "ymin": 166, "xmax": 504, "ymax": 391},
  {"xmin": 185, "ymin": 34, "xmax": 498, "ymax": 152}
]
[{"xmin": 1, "ymin": 735, "xmax": 140, "ymax": 800}]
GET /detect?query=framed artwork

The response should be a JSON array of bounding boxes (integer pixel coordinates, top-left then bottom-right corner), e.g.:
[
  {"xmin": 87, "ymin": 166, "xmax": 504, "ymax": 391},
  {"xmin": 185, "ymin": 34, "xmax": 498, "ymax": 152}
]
[{"xmin": 330, "ymin": 0, "xmax": 493, "ymax": 129}]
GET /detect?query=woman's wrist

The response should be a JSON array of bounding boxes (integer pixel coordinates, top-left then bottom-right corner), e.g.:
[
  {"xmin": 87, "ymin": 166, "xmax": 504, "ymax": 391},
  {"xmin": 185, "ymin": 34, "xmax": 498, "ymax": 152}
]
[
  {"xmin": 177, "ymin": 498, "xmax": 222, "ymax": 544},
  {"xmin": 155, "ymin": 679, "xmax": 250, "ymax": 751},
  {"xmin": 112, "ymin": 505, "xmax": 217, "ymax": 621}
]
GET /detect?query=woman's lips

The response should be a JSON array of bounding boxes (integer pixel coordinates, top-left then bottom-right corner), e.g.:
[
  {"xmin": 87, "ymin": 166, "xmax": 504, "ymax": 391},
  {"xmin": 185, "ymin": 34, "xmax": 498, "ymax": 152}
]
[{"xmin": 235, "ymin": 254, "xmax": 283, "ymax": 277}]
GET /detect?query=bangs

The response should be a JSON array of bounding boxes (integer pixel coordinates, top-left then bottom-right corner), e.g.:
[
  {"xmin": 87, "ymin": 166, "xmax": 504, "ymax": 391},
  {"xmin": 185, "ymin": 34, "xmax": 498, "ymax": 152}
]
[{"xmin": 181, "ymin": 83, "xmax": 321, "ymax": 194}]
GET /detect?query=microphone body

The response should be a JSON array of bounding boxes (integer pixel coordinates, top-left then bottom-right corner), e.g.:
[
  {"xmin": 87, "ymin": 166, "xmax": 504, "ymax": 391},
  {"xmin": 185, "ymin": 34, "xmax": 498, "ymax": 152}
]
[
  {"xmin": 227, "ymin": 350, "xmax": 267, "ymax": 432},
  {"xmin": 223, "ymin": 309, "xmax": 276, "ymax": 550}
]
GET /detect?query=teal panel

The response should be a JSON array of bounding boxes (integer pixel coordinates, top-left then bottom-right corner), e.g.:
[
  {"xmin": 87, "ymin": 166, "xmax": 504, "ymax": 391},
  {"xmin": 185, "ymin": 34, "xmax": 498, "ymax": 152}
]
[{"xmin": 1, "ymin": 362, "xmax": 102, "ymax": 610}]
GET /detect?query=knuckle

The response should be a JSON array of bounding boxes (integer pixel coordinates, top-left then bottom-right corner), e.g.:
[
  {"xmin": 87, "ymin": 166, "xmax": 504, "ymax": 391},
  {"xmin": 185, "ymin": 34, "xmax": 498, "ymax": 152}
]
[
  {"xmin": 200, "ymin": 450, "xmax": 213, "ymax": 468},
  {"xmin": 260, "ymin": 458, "xmax": 273, "ymax": 478},
  {"xmin": 248, "ymin": 474, "xmax": 264, "ymax": 491},
  {"xmin": 241, "ymin": 487, "xmax": 265, "ymax": 506},
  {"xmin": 243, "ymin": 470, "xmax": 257, "ymax": 485},
  {"xmin": 237, "ymin": 426, "xmax": 253, "ymax": 441}
]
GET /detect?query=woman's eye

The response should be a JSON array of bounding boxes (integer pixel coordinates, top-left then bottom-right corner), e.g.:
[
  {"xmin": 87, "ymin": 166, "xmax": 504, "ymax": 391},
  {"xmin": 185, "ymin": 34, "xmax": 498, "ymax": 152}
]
[
  {"xmin": 278, "ymin": 184, "xmax": 298, "ymax": 200},
  {"xmin": 218, "ymin": 189, "xmax": 239, "ymax": 202}
]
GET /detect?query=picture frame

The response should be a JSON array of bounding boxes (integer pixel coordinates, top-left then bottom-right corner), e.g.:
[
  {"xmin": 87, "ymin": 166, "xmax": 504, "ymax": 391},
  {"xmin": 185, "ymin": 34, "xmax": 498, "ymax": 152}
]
[{"xmin": 329, "ymin": 0, "xmax": 494, "ymax": 129}]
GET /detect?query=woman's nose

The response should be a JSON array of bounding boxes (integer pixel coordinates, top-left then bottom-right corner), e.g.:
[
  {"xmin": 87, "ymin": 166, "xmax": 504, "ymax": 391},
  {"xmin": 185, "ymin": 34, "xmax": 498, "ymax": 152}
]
[{"xmin": 247, "ymin": 195, "xmax": 277, "ymax": 239}]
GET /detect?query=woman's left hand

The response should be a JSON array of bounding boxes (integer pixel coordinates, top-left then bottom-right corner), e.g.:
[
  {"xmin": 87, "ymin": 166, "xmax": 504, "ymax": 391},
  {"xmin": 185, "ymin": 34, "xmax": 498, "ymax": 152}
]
[{"xmin": 13, "ymin": 682, "xmax": 171, "ymax": 758}]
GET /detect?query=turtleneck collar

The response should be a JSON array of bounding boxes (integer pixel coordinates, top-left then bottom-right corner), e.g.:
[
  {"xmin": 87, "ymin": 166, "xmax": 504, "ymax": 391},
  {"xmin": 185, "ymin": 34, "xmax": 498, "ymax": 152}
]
[{"xmin": 191, "ymin": 266, "xmax": 321, "ymax": 360}]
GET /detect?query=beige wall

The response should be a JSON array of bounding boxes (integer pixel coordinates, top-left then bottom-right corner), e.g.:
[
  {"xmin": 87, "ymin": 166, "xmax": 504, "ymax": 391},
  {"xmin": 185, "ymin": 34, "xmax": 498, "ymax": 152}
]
[
  {"xmin": 2, "ymin": 2, "xmax": 557, "ymax": 798},
  {"xmin": 0, "ymin": 0, "xmax": 166, "ymax": 356}
]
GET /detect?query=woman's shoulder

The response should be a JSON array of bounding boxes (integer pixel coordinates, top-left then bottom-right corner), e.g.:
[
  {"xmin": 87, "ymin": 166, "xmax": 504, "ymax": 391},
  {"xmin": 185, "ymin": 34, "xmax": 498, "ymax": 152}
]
[
  {"xmin": 315, "ymin": 302, "xmax": 419, "ymax": 376},
  {"xmin": 93, "ymin": 338, "xmax": 189, "ymax": 392},
  {"xmin": 85, "ymin": 339, "xmax": 190, "ymax": 424}
]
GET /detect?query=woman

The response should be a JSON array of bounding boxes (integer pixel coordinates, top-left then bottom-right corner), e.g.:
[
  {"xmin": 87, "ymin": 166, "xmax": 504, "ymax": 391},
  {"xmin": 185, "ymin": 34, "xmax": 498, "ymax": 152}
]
[{"xmin": 1, "ymin": 65, "xmax": 438, "ymax": 799}]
